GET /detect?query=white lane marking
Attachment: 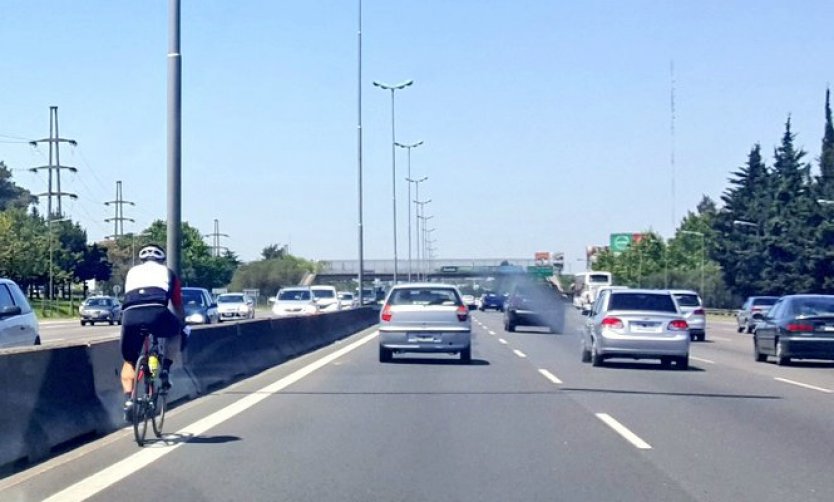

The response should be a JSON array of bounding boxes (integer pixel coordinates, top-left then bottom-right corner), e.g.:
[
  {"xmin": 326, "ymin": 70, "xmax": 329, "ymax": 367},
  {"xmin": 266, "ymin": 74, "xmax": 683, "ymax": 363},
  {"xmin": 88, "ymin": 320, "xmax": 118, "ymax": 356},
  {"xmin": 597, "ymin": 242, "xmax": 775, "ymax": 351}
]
[
  {"xmin": 538, "ymin": 368, "xmax": 563, "ymax": 384},
  {"xmin": 498, "ymin": 338, "xmax": 508, "ymax": 345},
  {"xmin": 595, "ymin": 413, "xmax": 652, "ymax": 450},
  {"xmin": 43, "ymin": 330, "xmax": 380, "ymax": 502},
  {"xmin": 774, "ymin": 377, "xmax": 834, "ymax": 394},
  {"xmin": 690, "ymin": 356, "xmax": 715, "ymax": 364},
  {"xmin": 513, "ymin": 349, "xmax": 527, "ymax": 358},
  {"xmin": 711, "ymin": 336, "xmax": 731, "ymax": 342},
  {"xmin": 488, "ymin": 330, "xmax": 496, "ymax": 336}
]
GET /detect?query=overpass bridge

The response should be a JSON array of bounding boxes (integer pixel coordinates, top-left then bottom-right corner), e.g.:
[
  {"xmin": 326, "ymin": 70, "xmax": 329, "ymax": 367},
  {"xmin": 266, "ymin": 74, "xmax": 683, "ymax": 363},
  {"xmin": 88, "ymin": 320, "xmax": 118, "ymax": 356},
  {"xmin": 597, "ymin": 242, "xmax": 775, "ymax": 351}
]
[{"xmin": 316, "ymin": 258, "xmax": 541, "ymax": 282}]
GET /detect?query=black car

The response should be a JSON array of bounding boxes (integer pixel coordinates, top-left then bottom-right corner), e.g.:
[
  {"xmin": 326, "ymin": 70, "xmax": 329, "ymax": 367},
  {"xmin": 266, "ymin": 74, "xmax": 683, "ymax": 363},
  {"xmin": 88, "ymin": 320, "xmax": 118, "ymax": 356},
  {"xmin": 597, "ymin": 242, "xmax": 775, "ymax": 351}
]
[
  {"xmin": 753, "ymin": 294, "xmax": 834, "ymax": 365},
  {"xmin": 182, "ymin": 287, "xmax": 219, "ymax": 325},
  {"xmin": 503, "ymin": 283, "xmax": 563, "ymax": 333},
  {"xmin": 479, "ymin": 292, "xmax": 505, "ymax": 311}
]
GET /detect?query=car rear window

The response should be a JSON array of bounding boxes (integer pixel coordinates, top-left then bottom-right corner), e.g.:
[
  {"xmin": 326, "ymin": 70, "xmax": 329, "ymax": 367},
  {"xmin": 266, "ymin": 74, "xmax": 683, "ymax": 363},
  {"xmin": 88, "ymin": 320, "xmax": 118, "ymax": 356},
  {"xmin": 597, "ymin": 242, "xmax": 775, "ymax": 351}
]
[
  {"xmin": 388, "ymin": 288, "xmax": 462, "ymax": 306},
  {"xmin": 752, "ymin": 298, "xmax": 777, "ymax": 306},
  {"xmin": 279, "ymin": 290, "xmax": 311, "ymax": 301},
  {"xmin": 790, "ymin": 298, "xmax": 834, "ymax": 317},
  {"xmin": 313, "ymin": 289, "xmax": 336, "ymax": 299},
  {"xmin": 609, "ymin": 293, "xmax": 677, "ymax": 313},
  {"xmin": 85, "ymin": 298, "xmax": 112, "ymax": 307},
  {"xmin": 218, "ymin": 295, "xmax": 245, "ymax": 303},
  {"xmin": 183, "ymin": 290, "xmax": 206, "ymax": 306},
  {"xmin": 673, "ymin": 294, "xmax": 701, "ymax": 307},
  {"xmin": 589, "ymin": 274, "xmax": 610, "ymax": 283}
]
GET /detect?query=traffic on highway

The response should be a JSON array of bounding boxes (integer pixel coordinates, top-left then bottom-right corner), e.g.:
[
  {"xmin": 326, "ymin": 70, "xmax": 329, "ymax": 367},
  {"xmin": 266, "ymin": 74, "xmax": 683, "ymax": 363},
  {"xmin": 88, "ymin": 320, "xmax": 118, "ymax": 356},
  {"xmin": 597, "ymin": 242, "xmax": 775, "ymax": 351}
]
[{"xmin": 3, "ymin": 1, "xmax": 834, "ymax": 501}]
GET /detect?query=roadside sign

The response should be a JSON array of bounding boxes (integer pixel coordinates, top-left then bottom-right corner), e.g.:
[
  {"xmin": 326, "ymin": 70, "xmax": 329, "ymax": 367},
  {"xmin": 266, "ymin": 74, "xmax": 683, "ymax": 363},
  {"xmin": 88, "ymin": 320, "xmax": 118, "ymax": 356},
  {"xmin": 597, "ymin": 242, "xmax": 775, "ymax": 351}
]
[
  {"xmin": 610, "ymin": 233, "xmax": 633, "ymax": 254},
  {"xmin": 527, "ymin": 265, "xmax": 553, "ymax": 279}
]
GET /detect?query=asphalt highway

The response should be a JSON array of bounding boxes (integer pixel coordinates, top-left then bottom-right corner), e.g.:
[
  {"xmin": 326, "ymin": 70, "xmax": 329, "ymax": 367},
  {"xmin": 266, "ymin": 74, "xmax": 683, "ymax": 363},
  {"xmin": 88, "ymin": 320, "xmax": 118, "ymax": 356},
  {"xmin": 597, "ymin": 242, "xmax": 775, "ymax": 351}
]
[{"xmin": 3, "ymin": 307, "xmax": 834, "ymax": 501}]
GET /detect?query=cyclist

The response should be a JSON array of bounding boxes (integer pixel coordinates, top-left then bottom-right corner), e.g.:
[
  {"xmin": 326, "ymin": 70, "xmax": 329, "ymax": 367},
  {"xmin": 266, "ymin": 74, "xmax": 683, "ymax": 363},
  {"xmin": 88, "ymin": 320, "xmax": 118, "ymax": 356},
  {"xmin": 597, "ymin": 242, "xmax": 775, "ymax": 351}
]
[{"xmin": 120, "ymin": 244, "xmax": 185, "ymax": 421}]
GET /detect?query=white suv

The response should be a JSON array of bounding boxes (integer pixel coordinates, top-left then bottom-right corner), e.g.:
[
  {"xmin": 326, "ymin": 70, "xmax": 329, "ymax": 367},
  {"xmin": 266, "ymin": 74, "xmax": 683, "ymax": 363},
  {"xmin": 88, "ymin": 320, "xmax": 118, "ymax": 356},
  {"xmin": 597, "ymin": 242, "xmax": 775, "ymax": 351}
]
[{"xmin": 0, "ymin": 278, "xmax": 40, "ymax": 348}]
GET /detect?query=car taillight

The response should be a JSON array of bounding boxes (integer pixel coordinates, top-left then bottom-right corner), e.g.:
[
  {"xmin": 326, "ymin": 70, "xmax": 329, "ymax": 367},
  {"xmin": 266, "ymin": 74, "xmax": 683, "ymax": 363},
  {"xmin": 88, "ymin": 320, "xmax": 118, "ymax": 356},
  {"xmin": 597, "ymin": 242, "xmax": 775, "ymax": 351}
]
[
  {"xmin": 457, "ymin": 305, "xmax": 468, "ymax": 322},
  {"xmin": 381, "ymin": 305, "xmax": 392, "ymax": 322},
  {"xmin": 752, "ymin": 307, "xmax": 762, "ymax": 312},
  {"xmin": 787, "ymin": 323, "xmax": 813, "ymax": 333},
  {"xmin": 669, "ymin": 319, "xmax": 689, "ymax": 331},
  {"xmin": 693, "ymin": 309, "xmax": 705, "ymax": 316},
  {"xmin": 601, "ymin": 317, "xmax": 624, "ymax": 329}
]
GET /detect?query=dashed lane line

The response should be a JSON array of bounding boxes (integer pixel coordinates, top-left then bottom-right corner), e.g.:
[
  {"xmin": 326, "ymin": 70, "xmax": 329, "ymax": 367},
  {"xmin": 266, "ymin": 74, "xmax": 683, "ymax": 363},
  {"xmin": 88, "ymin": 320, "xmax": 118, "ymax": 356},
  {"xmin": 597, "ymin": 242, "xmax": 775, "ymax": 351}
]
[
  {"xmin": 774, "ymin": 377, "xmax": 833, "ymax": 394},
  {"xmin": 595, "ymin": 413, "xmax": 652, "ymax": 450},
  {"xmin": 538, "ymin": 369, "xmax": 563, "ymax": 384}
]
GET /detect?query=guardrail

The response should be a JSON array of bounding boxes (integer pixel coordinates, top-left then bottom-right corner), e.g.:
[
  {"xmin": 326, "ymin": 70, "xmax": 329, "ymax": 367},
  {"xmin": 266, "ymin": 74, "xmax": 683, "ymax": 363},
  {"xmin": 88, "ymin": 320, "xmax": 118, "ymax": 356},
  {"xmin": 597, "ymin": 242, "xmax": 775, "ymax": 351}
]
[
  {"xmin": 0, "ymin": 308, "xmax": 379, "ymax": 473},
  {"xmin": 705, "ymin": 308, "xmax": 738, "ymax": 317}
]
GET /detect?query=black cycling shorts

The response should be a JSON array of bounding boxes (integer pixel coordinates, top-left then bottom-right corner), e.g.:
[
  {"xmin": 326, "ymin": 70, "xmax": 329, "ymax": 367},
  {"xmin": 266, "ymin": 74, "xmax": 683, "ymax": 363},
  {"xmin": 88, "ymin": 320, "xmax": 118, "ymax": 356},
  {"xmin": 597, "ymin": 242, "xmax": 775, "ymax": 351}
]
[{"xmin": 120, "ymin": 305, "xmax": 181, "ymax": 363}]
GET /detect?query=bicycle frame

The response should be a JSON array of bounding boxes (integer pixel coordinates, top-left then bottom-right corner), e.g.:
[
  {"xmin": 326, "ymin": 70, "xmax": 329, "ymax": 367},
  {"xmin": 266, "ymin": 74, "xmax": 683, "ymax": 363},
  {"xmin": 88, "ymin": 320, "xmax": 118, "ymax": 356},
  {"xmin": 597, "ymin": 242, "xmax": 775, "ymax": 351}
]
[{"xmin": 132, "ymin": 329, "xmax": 167, "ymax": 446}]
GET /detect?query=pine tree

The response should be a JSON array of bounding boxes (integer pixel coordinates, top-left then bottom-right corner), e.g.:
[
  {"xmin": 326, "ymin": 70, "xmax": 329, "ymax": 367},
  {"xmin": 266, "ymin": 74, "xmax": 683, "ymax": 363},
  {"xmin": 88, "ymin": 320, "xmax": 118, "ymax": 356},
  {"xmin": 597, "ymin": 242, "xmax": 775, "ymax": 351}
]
[{"xmin": 820, "ymin": 88, "xmax": 834, "ymax": 195}]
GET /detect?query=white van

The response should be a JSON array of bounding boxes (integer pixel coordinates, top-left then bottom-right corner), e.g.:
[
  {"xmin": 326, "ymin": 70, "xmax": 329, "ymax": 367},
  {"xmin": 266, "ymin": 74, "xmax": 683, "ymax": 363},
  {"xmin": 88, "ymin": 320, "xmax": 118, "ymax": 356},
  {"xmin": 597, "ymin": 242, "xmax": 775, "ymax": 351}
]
[{"xmin": 572, "ymin": 271, "xmax": 613, "ymax": 310}]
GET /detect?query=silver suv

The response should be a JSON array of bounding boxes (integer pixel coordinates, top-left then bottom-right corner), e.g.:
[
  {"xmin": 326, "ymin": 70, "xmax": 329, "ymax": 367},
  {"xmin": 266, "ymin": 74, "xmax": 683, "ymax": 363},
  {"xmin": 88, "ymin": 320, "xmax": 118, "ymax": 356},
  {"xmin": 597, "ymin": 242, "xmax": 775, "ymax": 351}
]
[{"xmin": 0, "ymin": 278, "xmax": 40, "ymax": 348}]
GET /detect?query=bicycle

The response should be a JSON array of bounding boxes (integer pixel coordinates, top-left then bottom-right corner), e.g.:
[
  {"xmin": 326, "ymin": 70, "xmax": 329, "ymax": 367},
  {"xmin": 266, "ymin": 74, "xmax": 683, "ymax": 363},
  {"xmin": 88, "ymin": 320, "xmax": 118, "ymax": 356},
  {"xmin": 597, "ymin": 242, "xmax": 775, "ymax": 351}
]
[{"xmin": 131, "ymin": 328, "xmax": 168, "ymax": 446}]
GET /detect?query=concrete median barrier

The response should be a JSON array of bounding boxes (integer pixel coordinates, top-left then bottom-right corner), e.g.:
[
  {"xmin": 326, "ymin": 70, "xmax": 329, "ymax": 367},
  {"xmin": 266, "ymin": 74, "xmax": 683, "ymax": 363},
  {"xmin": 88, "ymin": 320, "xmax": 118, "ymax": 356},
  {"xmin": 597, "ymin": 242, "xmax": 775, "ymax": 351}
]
[{"xmin": 0, "ymin": 307, "xmax": 379, "ymax": 474}]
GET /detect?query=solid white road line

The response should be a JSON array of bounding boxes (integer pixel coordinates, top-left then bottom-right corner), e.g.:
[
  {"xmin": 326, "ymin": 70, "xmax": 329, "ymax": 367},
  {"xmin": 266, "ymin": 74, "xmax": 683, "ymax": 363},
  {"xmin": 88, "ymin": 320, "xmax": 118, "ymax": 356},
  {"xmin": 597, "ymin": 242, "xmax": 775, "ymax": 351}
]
[
  {"xmin": 690, "ymin": 356, "xmax": 715, "ymax": 364},
  {"xmin": 513, "ymin": 349, "xmax": 527, "ymax": 358},
  {"xmin": 498, "ymin": 338, "xmax": 508, "ymax": 345},
  {"xmin": 538, "ymin": 369, "xmax": 563, "ymax": 384},
  {"xmin": 43, "ymin": 330, "xmax": 380, "ymax": 502},
  {"xmin": 595, "ymin": 413, "xmax": 652, "ymax": 450},
  {"xmin": 774, "ymin": 377, "xmax": 834, "ymax": 394}
]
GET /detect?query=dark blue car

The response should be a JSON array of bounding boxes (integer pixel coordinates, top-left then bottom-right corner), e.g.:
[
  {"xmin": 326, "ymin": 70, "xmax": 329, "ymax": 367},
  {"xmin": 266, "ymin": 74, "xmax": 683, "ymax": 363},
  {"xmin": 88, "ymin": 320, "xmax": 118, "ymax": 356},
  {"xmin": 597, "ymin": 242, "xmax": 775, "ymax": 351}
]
[{"xmin": 479, "ymin": 292, "xmax": 505, "ymax": 311}]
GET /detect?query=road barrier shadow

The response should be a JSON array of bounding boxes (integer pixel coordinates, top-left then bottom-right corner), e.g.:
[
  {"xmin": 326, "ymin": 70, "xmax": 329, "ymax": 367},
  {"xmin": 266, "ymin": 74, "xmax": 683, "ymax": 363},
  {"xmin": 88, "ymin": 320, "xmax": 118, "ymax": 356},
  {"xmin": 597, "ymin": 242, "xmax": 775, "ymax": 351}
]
[{"xmin": 146, "ymin": 433, "xmax": 242, "ymax": 447}]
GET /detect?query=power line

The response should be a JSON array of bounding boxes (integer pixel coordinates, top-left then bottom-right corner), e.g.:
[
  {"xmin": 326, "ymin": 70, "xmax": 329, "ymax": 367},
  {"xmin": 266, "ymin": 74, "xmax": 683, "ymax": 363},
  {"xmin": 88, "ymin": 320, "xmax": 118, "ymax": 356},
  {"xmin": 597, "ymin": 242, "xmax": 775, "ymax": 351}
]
[
  {"xmin": 104, "ymin": 180, "xmax": 135, "ymax": 239},
  {"xmin": 28, "ymin": 106, "xmax": 78, "ymax": 218}
]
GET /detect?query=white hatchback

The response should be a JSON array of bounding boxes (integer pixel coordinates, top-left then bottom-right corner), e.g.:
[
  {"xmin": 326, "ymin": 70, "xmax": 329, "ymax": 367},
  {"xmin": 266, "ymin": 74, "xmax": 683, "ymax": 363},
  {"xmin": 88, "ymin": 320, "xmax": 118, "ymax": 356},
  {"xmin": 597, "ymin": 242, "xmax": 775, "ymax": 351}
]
[{"xmin": 0, "ymin": 278, "xmax": 40, "ymax": 348}]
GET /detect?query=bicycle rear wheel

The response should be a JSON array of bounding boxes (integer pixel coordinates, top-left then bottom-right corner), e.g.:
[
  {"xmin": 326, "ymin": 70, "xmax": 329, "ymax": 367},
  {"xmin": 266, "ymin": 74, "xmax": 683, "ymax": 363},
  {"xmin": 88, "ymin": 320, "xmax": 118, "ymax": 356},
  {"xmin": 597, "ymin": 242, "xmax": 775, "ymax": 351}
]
[
  {"xmin": 132, "ymin": 356, "xmax": 149, "ymax": 446},
  {"xmin": 152, "ymin": 389, "xmax": 167, "ymax": 438}
]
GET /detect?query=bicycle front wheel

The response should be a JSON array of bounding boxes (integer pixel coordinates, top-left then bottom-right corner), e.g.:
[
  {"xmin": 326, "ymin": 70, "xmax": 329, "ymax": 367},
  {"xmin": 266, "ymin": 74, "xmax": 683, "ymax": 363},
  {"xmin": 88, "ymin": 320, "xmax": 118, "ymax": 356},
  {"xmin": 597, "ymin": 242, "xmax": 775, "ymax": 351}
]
[
  {"xmin": 152, "ymin": 389, "xmax": 167, "ymax": 438},
  {"xmin": 132, "ymin": 357, "xmax": 149, "ymax": 446}
]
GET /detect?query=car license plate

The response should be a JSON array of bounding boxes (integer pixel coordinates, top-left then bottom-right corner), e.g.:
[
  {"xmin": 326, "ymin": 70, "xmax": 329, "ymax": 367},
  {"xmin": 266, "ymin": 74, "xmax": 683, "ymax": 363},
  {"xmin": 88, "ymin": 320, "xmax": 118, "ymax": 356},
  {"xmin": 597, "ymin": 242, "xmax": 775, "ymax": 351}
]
[
  {"xmin": 409, "ymin": 334, "xmax": 438, "ymax": 343},
  {"xmin": 631, "ymin": 323, "xmax": 660, "ymax": 333}
]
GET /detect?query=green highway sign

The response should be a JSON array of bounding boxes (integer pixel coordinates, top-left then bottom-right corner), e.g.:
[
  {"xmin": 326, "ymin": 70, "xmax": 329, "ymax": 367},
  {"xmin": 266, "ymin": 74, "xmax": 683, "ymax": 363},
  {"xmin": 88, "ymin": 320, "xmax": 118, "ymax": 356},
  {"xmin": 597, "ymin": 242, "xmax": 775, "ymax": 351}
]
[
  {"xmin": 527, "ymin": 265, "xmax": 553, "ymax": 279},
  {"xmin": 610, "ymin": 233, "xmax": 633, "ymax": 254}
]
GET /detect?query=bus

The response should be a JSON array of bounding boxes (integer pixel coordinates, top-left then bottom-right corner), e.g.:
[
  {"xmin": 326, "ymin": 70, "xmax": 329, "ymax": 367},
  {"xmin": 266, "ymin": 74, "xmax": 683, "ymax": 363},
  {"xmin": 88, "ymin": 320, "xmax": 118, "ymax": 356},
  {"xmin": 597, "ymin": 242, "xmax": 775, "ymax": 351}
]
[{"xmin": 571, "ymin": 271, "xmax": 613, "ymax": 310}]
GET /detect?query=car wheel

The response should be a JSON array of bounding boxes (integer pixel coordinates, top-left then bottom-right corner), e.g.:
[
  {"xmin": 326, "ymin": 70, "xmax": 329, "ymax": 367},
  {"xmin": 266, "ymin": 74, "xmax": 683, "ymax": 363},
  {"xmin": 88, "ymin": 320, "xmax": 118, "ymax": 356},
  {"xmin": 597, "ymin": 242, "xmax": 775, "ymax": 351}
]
[
  {"xmin": 697, "ymin": 333, "xmax": 705, "ymax": 342},
  {"xmin": 737, "ymin": 325, "xmax": 744, "ymax": 333},
  {"xmin": 34, "ymin": 336, "xmax": 41, "ymax": 346},
  {"xmin": 80, "ymin": 320, "xmax": 86, "ymax": 326},
  {"xmin": 660, "ymin": 357, "xmax": 673, "ymax": 369},
  {"xmin": 776, "ymin": 340, "xmax": 790, "ymax": 366},
  {"xmin": 746, "ymin": 324, "xmax": 753, "ymax": 334},
  {"xmin": 460, "ymin": 347, "xmax": 472, "ymax": 364},
  {"xmin": 581, "ymin": 341, "xmax": 592, "ymax": 363},
  {"xmin": 109, "ymin": 320, "xmax": 114, "ymax": 326},
  {"xmin": 676, "ymin": 356, "xmax": 689, "ymax": 370},
  {"xmin": 590, "ymin": 339, "xmax": 604, "ymax": 367},
  {"xmin": 379, "ymin": 346, "xmax": 392, "ymax": 363},
  {"xmin": 754, "ymin": 338, "xmax": 767, "ymax": 362}
]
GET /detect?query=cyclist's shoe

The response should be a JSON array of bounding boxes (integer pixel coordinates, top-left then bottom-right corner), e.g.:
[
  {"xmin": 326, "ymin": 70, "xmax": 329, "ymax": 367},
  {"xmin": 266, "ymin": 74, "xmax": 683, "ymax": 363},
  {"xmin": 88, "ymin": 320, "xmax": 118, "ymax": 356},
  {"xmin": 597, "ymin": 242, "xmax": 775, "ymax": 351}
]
[
  {"xmin": 160, "ymin": 370, "xmax": 172, "ymax": 392},
  {"xmin": 123, "ymin": 399, "xmax": 134, "ymax": 423}
]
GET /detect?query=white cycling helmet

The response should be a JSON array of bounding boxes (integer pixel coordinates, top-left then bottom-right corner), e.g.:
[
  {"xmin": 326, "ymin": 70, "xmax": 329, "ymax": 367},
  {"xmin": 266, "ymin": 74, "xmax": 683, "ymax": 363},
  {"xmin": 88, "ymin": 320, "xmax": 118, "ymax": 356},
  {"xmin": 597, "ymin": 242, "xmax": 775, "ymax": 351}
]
[{"xmin": 138, "ymin": 245, "xmax": 166, "ymax": 262}]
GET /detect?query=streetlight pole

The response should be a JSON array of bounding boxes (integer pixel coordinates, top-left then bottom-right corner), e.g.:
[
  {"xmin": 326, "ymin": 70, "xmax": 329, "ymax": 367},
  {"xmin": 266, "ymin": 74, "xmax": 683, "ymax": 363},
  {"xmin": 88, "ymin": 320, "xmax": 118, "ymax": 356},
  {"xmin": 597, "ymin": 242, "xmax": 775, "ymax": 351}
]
[
  {"xmin": 167, "ymin": 0, "xmax": 182, "ymax": 277},
  {"xmin": 357, "ymin": 0, "xmax": 364, "ymax": 302},
  {"xmin": 406, "ymin": 175, "xmax": 427, "ymax": 279},
  {"xmin": 396, "ymin": 140, "xmax": 424, "ymax": 281},
  {"xmin": 373, "ymin": 79, "xmax": 414, "ymax": 284},
  {"xmin": 681, "ymin": 230, "xmax": 705, "ymax": 298}
]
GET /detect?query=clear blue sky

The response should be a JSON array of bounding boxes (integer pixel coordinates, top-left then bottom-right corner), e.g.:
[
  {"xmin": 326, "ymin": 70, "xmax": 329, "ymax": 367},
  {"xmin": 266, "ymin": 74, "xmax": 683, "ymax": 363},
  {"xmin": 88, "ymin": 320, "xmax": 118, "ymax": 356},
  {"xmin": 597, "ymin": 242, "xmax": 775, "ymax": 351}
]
[{"xmin": 1, "ymin": 1, "xmax": 833, "ymax": 268}]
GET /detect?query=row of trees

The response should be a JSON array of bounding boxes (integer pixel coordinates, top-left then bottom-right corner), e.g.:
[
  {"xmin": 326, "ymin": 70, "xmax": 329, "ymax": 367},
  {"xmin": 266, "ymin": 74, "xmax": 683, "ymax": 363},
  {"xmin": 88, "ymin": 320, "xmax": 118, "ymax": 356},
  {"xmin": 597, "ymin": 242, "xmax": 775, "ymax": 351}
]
[{"xmin": 594, "ymin": 90, "xmax": 834, "ymax": 307}]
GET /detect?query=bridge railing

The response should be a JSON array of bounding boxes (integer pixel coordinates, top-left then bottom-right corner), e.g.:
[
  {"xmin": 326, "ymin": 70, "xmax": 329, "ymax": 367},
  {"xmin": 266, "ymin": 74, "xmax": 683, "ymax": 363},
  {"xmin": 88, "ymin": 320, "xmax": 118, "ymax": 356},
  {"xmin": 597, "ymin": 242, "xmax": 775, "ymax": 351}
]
[{"xmin": 318, "ymin": 258, "xmax": 538, "ymax": 275}]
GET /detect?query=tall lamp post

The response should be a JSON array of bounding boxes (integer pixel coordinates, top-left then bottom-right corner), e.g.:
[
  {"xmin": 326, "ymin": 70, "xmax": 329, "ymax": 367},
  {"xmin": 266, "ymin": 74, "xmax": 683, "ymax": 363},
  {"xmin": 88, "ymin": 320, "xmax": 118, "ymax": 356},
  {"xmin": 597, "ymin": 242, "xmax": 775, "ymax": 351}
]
[
  {"xmin": 423, "ymin": 225, "xmax": 436, "ymax": 277},
  {"xmin": 396, "ymin": 140, "xmax": 424, "ymax": 281},
  {"xmin": 406, "ymin": 175, "xmax": 428, "ymax": 279},
  {"xmin": 680, "ymin": 230, "xmax": 705, "ymax": 298},
  {"xmin": 373, "ymin": 79, "xmax": 413, "ymax": 283}
]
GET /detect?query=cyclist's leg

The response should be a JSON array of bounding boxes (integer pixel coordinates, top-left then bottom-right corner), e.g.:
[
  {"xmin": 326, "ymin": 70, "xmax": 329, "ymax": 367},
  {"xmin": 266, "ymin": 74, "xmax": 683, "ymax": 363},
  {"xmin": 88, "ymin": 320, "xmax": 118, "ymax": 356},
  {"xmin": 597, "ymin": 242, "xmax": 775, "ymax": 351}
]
[
  {"xmin": 119, "ymin": 312, "xmax": 144, "ymax": 396},
  {"xmin": 151, "ymin": 309, "xmax": 182, "ymax": 388}
]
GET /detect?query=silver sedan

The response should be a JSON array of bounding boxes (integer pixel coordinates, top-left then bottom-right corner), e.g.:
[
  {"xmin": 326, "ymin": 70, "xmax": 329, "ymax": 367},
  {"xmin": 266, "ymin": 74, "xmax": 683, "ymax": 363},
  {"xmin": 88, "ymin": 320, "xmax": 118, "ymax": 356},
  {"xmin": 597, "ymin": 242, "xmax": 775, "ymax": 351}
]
[
  {"xmin": 378, "ymin": 283, "xmax": 472, "ymax": 363},
  {"xmin": 581, "ymin": 289, "xmax": 691, "ymax": 369}
]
